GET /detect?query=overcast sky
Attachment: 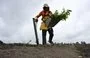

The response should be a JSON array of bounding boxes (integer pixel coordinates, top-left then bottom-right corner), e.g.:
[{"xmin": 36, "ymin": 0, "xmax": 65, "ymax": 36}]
[{"xmin": 0, "ymin": 0, "xmax": 90, "ymax": 44}]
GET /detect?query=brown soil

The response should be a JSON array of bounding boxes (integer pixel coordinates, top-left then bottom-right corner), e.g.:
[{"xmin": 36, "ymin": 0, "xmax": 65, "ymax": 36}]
[{"xmin": 0, "ymin": 44, "xmax": 80, "ymax": 58}]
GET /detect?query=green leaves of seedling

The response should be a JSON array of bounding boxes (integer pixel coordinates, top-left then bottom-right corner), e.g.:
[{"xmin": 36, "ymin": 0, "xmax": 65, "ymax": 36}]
[
  {"xmin": 51, "ymin": 8, "xmax": 72, "ymax": 21},
  {"xmin": 48, "ymin": 8, "xmax": 72, "ymax": 27}
]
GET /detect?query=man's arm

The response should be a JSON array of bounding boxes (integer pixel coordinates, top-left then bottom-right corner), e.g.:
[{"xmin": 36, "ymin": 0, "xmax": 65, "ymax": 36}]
[
  {"xmin": 35, "ymin": 11, "xmax": 42, "ymax": 19},
  {"xmin": 34, "ymin": 11, "xmax": 42, "ymax": 22}
]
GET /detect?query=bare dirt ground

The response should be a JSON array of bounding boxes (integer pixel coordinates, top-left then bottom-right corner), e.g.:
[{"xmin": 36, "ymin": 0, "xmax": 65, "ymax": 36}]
[
  {"xmin": 75, "ymin": 44, "xmax": 90, "ymax": 58},
  {"xmin": 0, "ymin": 44, "xmax": 80, "ymax": 58}
]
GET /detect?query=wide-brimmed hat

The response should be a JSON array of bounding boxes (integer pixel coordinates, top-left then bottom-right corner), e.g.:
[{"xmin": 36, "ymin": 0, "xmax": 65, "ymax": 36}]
[{"xmin": 43, "ymin": 4, "xmax": 49, "ymax": 7}]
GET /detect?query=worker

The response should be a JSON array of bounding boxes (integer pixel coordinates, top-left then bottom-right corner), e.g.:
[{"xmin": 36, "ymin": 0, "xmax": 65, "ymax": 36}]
[{"xmin": 34, "ymin": 4, "xmax": 54, "ymax": 45}]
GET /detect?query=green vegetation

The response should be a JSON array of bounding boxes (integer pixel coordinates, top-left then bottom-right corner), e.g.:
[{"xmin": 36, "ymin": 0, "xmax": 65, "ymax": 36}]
[
  {"xmin": 52, "ymin": 8, "xmax": 72, "ymax": 21},
  {"xmin": 49, "ymin": 8, "xmax": 72, "ymax": 27}
]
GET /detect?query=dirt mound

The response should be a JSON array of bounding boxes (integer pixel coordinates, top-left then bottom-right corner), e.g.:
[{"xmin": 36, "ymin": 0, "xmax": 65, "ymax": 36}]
[{"xmin": 0, "ymin": 44, "xmax": 79, "ymax": 58}]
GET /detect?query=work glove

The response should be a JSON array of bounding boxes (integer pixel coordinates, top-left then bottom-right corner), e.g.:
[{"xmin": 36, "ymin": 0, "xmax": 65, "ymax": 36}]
[
  {"xmin": 33, "ymin": 17, "xmax": 38, "ymax": 22},
  {"xmin": 35, "ymin": 19, "xmax": 38, "ymax": 22}
]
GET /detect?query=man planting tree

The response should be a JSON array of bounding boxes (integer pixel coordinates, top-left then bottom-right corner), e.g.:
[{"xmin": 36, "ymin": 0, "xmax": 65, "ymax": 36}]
[
  {"xmin": 34, "ymin": 4, "xmax": 54, "ymax": 45},
  {"xmin": 33, "ymin": 3, "xmax": 71, "ymax": 45}
]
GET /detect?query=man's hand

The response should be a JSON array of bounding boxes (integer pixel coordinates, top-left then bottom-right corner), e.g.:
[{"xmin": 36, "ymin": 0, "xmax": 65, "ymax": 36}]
[
  {"xmin": 35, "ymin": 19, "xmax": 38, "ymax": 22},
  {"xmin": 33, "ymin": 18, "xmax": 38, "ymax": 22}
]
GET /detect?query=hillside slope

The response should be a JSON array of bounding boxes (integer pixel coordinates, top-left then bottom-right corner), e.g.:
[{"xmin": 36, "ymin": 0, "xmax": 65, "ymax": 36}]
[{"xmin": 0, "ymin": 44, "xmax": 80, "ymax": 58}]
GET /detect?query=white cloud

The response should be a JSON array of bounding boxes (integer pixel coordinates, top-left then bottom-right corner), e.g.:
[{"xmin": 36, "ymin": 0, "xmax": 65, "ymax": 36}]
[
  {"xmin": 0, "ymin": 0, "xmax": 90, "ymax": 44},
  {"xmin": 0, "ymin": 17, "xmax": 5, "ymax": 28}
]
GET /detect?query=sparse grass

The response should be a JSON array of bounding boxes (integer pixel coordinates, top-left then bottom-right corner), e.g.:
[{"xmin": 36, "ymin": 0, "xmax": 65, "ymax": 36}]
[
  {"xmin": 0, "ymin": 42, "xmax": 90, "ymax": 58},
  {"xmin": 75, "ymin": 43, "xmax": 90, "ymax": 58},
  {"xmin": 0, "ymin": 43, "xmax": 79, "ymax": 58}
]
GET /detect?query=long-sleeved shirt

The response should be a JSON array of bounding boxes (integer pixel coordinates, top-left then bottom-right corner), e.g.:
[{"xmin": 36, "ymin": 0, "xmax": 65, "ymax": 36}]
[
  {"xmin": 35, "ymin": 10, "xmax": 52, "ymax": 30},
  {"xmin": 36, "ymin": 10, "xmax": 52, "ymax": 20}
]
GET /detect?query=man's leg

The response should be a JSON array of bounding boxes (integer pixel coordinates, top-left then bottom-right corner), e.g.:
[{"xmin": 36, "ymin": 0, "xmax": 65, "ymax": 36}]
[
  {"xmin": 42, "ymin": 30, "xmax": 47, "ymax": 45},
  {"xmin": 48, "ymin": 28, "xmax": 54, "ymax": 44}
]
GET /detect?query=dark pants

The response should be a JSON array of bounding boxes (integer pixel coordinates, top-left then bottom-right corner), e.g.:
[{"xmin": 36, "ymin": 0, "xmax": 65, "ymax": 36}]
[{"xmin": 42, "ymin": 28, "xmax": 54, "ymax": 45}]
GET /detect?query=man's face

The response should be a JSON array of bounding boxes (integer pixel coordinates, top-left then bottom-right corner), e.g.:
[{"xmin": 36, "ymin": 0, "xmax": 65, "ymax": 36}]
[{"xmin": 43, "ymin": 7, "xmax": 49, "ymax": 11}]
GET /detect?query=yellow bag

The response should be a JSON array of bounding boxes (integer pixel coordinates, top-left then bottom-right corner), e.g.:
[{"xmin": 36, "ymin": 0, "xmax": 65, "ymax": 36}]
[{"xmin": 40, "ymin": 22, "xmax": 48, "ymax": 30}]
